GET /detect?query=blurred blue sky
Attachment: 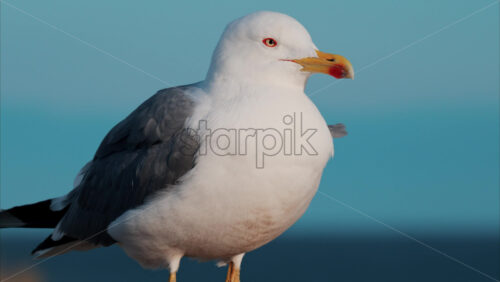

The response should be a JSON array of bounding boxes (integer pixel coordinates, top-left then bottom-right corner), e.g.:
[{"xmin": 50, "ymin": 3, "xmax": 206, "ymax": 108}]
[{"xmin": 1, "ymin": 0, "xmax": 498, "ymax": 237}]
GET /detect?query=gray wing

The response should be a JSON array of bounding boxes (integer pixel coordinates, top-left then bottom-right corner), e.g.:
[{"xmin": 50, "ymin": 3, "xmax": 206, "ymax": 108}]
[
  {"xmin": 328, "ymin": 123, "xmax": 348, "ymax": 138},
  {"xmin": 59, "ymin": 85, "xmax": 200, "ymax": 245}
]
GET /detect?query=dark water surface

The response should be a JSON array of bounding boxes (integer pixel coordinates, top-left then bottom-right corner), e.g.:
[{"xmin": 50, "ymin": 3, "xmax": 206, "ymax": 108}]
[{"xmin": 1, "ymin": 233, "xmax": 499, "ymax": 282}]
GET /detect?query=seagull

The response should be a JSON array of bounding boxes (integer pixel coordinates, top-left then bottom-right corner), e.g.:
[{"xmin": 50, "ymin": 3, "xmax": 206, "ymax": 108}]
[{"xmin": 0, "ymin": 11, "xmax": 353, "ymax": 282}]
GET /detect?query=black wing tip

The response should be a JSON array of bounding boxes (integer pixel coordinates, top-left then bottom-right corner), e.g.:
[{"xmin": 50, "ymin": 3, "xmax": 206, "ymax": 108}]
[
  {"xmin": 0, "ymin": 199, "xmax": 67, "ymax": 229},
  {"xmin": 31, "ymin": 235, "xmax": 77, "ymax": 256},
  {"xmin": 0, "ymin": 210, "xmax": 26, "ymax": 228}
]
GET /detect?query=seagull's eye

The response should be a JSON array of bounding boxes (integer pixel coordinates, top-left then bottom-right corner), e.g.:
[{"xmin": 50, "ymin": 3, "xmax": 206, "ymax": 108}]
[{"xmin": 262, "ymin": 38, "xmax": 277, "ymax": 48}]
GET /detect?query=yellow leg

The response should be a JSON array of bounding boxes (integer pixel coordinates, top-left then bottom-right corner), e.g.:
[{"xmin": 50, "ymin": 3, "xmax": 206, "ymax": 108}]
[
  {"xmin": 225, "ymin": 262, "xmax": 234, "ymax": 282},
  {"xmin": 231, "ymin": 267, "xmax": 240, "ymax": 282},
  {"xmin": 225, "ymin": 262, "xmax": 240, "ymax": 282},
  {"xmin": 169, "ymin": 272, "xmax": 176, "ymax": 282}
]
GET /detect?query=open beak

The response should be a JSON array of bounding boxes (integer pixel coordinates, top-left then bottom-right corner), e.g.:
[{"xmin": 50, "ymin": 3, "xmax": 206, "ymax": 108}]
[{"xmin": 288, "ymin": 50, "xmax": 354, "ymax": 79}]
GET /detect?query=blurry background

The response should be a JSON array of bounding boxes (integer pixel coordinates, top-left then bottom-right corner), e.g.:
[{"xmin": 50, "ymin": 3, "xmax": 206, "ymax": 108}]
[{"xmin": 1, "ymin": 0, "xmax": 498, "ymax": 281}]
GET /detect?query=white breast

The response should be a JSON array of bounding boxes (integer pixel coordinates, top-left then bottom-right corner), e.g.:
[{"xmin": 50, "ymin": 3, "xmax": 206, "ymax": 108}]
[{"xmin": 108, "ymin": 83, "xmax": 333, "ymax": 268}]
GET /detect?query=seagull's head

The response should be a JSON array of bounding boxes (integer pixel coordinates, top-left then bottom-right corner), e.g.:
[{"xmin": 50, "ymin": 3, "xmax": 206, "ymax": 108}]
[{"xmin": 206, "ymin": 11, "xmax": 354, "ymax": 89}]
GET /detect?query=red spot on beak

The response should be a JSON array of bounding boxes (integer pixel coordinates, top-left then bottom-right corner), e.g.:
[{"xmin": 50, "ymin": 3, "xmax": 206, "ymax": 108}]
[{"xmin": 328, "ymin": 65, "xmax": 346, "ymax": 79}]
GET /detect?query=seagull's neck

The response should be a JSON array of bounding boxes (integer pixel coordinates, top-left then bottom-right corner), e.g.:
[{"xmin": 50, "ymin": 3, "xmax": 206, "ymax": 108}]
[{"xmin": 202, "ymin": 72, "xmax": 309, "ymax": 101}]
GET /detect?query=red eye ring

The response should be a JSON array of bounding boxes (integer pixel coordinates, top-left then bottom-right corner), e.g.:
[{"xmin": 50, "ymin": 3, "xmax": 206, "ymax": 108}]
[{"xmin": 262, "ymin": 38, "xmax": 277, "ymax": 47}]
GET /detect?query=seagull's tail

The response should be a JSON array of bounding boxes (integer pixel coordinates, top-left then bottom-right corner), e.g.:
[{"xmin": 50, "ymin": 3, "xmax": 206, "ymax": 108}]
[{"xmin": 0, "ymin": 199, "xmax": 67, "ymax": 229}]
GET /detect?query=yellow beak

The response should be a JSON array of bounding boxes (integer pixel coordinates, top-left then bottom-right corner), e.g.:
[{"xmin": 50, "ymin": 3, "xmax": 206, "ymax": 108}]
[{"xmin": 289, "ymin": 50, "xmax": 354, "ymax": 79}]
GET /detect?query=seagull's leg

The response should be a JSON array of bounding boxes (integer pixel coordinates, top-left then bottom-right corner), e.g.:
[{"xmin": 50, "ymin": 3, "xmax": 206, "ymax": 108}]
[
  {"xmin": 167, "ymin": 253, "xmax": 183, "ymax": 282},
  {"xmin": 169, "ymin": 272, "xmax": 177, "ymax": 282},
  {"xmin": 230, "ymin": 265, "xmax": 240, "ymax": 282},
  {"xmin": 226, "ymin": 253, "xmax": 245, "ymax": 282},
  {"xmin": 225, "ymin": 262, "xmax": 234, "ymax": 282}
]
